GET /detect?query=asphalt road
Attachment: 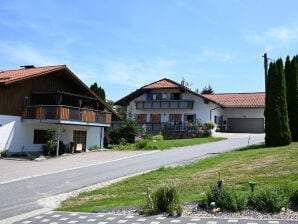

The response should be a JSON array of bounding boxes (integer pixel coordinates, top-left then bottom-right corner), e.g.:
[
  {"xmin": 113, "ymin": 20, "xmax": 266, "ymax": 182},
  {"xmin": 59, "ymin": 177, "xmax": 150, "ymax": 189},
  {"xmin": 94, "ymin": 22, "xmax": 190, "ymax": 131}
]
[{"xmin": 0, "ymin": 134, "xmax": 265, "ymax": 222}]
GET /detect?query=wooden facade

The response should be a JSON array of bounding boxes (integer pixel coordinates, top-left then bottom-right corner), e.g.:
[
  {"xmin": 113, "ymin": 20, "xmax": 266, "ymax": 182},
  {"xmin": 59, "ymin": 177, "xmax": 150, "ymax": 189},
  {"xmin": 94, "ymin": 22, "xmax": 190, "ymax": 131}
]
[{"xmin": 0, "ymin": 68, "xmax": 112, "ymax": 124}]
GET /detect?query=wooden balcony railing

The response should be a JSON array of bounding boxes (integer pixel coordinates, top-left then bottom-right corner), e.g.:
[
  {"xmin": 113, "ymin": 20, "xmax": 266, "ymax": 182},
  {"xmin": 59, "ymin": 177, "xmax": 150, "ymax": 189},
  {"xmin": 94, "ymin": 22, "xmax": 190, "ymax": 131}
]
[
  {"xmin": 22, "ymin": 105, "xmax": 111, "ymax": 124},
  {"xmin": 135, "ymin": 100, "xmax": 194, "ymax": 109}
]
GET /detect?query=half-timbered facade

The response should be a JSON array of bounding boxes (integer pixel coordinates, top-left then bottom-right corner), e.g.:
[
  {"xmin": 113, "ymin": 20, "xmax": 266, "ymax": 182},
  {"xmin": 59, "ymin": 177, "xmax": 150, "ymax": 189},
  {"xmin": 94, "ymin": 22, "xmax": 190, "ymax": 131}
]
[{"xmin": 0, "ymin": 65, "xmax": 120, "ymax": 155}]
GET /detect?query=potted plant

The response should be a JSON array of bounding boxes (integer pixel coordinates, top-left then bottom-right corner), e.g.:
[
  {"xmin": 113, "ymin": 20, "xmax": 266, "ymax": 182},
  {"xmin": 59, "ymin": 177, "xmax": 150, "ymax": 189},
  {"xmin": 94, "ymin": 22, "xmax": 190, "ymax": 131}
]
[{"xmin": 195, "ymin": 119, "xmax": 203, "ymax": 131}]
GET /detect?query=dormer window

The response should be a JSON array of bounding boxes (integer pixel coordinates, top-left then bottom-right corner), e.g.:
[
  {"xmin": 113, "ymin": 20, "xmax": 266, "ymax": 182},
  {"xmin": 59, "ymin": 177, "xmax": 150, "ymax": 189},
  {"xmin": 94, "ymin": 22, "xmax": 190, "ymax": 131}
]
[{"xmin": 171, "ymin": 93, "xmax": 180, "ymax": 100}]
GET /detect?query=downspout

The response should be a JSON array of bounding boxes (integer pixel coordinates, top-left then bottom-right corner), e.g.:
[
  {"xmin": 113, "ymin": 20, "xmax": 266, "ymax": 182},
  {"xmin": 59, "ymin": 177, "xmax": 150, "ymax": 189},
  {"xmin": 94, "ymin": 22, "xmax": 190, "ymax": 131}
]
[{"xmin": 210, "ymin": 106, "xmax": 221, "ymax": 121}]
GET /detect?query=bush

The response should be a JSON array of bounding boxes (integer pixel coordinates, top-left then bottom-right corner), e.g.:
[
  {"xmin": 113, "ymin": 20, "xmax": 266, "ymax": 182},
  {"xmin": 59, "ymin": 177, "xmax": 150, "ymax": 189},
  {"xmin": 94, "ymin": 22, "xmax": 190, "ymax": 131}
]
[
  {"xmin": 250, "ymin": 185, "xmax": 292, "ymax": 212},
  {"xmin": 0, "ymin": 149, "xmax": 9, "ymax": 157},
  {"xmin": 151, "ymin": 134, "xmax": 164, "ymax": 141},
  {"xmin": 143, "ymin": 183, "xmax": 182, "ymax": 216},
  {"xmin": 204, "ymin": 121, "xmax": 216, "ymax": 130},
  {"xmin": 135, "ymin": 139, "xmax": 149, "ymax": 149},
  {"xmin": 110, "ymin": 121, "xmax": 140, "ymax": 144},
  {"xmin": 206, "ymin": 185, "xmax": 247, "ymax": 212},
  {"xmin": 290, "ymin": 189, "xmax": 298, "ymax": 208}
]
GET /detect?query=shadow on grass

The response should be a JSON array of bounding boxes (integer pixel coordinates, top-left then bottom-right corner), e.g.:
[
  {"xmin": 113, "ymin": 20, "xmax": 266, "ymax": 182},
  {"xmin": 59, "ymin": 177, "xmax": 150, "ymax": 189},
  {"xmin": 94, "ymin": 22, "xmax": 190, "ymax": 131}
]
[{"xmin": 236, "ymin": 143, "xmax": 267, "ymax": 151}]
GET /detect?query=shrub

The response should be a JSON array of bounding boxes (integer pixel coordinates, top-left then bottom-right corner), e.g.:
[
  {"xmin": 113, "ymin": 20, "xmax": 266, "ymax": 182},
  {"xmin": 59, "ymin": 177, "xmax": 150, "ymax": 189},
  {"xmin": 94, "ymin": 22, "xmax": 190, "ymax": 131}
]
[
  {"xmin": 110, "ymin": 120, "xmax": 140, "ymax": 144},
  {"xmin": 204, "ymin": 121, "xmax": 216, "ymax": 130},
  {"xmin": 151, "ymin": 134, "xmax": 164, "ymax": 141},
  {"xmin": 0, "ymin": 149, "xmax": 9, "ymax": 157},
  {"xmin": 135, "ymin": 139, "xmax": 149, "ymax": 149},
  {"xmin": 206, "ymin": 185, "xmax": 247, "ymax": 212},
  {"xmin": 203, "ymin": 129, "xmax": 212, "ymax": 137},
  {"xmin": 250, "ymin": 185, "xmax": 292, "ymax": 212},
  {"xmin": 290, "ymin": 189, "xmax": 298, "ymax": 208},
  {"xmin": 143, "ymin": 183, "xmax": 182, "ymax": 216}
]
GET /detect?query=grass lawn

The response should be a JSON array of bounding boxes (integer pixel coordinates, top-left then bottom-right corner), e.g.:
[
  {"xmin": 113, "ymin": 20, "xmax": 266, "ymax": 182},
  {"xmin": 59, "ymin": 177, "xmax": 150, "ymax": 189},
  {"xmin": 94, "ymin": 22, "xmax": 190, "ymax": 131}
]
[
  {"xmin": 58, "ymin": 142, "xmax": 298, "ymax": 213},
  {"xmin": 110, "ymin": 136, "xmax": 226, "ymax": 150}
]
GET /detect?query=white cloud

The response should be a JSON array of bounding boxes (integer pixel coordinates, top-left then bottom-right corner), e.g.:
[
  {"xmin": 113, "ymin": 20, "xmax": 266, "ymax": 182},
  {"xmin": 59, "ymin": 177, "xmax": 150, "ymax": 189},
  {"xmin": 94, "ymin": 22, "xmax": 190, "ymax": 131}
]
[
  {"xmin": 245, "ymin": 26, "xmax": 298, "ymax": 50},
  {"xmin": 97, "ymin": 57, "xmax": 177, "ymax": 88},
  {"xmin": 0, "ymin": 42, "xmax": 60, "ymax": 66}
]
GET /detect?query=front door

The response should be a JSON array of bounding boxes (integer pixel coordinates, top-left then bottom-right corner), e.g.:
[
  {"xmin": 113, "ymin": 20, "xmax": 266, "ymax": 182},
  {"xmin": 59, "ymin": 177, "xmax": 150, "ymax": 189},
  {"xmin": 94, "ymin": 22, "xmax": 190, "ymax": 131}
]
[{"xmin": 73, "ymin": 130, "xmax": 87, "ymax": 150}]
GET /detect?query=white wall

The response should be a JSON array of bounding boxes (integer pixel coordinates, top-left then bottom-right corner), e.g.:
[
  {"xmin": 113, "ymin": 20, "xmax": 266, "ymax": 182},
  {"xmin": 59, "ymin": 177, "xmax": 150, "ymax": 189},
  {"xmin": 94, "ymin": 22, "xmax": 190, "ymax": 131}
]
[
  {"xmin": 128, "ymin": 92, "xmax": 224, "ymax": 125},
  {"xmin": 0, "ymin": 115, "xmax": 104, "ymax": 154},
  {"xmin": 223, "ymin": 108, "xmax": 264, "ymax": 120}
]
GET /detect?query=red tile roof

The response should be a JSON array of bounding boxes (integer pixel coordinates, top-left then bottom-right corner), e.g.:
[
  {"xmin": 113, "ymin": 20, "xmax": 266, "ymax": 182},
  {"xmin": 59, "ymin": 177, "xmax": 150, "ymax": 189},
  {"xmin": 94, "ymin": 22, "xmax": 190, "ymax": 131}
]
[
  {"xmin": 143, "ymin": 78, "xmax": 180, "ymax": 89},
  {"xmin": 0, "ymin": 65, "xmax": 65, "ymax": 85},
  {"xmin": 202, "ymin": 92, "xmax": 265, "ymax": 108}
]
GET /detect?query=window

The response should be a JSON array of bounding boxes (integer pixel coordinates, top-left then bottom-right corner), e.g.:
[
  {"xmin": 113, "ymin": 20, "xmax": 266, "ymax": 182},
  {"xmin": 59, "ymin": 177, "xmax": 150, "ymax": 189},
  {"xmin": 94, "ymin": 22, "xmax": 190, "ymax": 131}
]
[
  {"xmin": 152, "ymin": 93, "xmax": 162, "ymax": 100},
  {"xmin": 33, "ymin": 129, "xmax": 48, "ymax": 144},
  {"xmin": 137, "ymin": 114, "xmax": 146, "ymax": 122},
  {"xmin": 150, "ymin": 114, "xmax": 161, "ymax": 123},
  {"xmin": 169, "ymin": 114, "xmax": 181, "ymax": 122},
  {"xmin": 171, "ymin": 93, "xmax": 180, "ymax": 100}
]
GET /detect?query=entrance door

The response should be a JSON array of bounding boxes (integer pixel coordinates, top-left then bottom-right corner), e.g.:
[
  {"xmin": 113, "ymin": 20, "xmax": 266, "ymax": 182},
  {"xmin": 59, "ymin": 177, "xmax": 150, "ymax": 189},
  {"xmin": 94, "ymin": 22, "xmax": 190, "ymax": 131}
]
[{"xmin": 73, "ymin": 130, "xmax": 87, "ymax": 150}]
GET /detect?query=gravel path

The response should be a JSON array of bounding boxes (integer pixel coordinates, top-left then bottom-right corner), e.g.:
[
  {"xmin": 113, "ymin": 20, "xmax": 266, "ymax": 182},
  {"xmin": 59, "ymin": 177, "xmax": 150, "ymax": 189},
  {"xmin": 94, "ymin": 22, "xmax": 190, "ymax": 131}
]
[{"xmin": 94, "ymin": 202, "xmax": 298, "ymax": 221}]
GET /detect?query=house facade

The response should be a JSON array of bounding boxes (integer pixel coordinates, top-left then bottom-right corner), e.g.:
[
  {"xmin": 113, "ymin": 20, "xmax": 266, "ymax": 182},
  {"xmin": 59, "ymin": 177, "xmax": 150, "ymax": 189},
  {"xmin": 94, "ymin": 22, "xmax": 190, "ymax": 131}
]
[
  {"xmin": 0, "ymin": 65, "xmax": 120, "ymax": 156},
  {"xmin": 114, "ymin": 78, "xmax": 265, "ymax": 133}
]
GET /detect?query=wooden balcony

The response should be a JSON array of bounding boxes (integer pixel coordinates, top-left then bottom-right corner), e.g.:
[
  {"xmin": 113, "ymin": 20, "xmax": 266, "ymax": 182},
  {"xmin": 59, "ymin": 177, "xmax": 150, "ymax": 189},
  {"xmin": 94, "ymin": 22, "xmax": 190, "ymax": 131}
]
[
  {"xmin": 22, "ymin": 105, "xmax": 111, "ymax": 125},
  {"xmin": 135, "ymin": 100, "xmax": 194, "ymax": 110}
]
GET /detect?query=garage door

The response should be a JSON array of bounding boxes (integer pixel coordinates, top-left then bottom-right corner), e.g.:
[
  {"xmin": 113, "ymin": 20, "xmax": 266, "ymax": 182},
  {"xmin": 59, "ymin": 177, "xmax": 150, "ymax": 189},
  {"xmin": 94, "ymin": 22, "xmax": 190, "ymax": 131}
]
[{"xmin": 227, "ymin": 118, "xmax": 264, "ymax": 133}]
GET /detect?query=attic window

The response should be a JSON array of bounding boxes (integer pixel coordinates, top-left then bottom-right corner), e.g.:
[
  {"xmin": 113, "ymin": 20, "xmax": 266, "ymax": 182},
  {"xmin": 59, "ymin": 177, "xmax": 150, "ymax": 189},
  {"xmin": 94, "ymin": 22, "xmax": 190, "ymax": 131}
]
[
  {"xmin": 20, "ymin": 65, "xmax": 35, "ymax": 69},
  {"xmin": 204, "ymin": 99, "xmax": 209, "ymax": 104}
]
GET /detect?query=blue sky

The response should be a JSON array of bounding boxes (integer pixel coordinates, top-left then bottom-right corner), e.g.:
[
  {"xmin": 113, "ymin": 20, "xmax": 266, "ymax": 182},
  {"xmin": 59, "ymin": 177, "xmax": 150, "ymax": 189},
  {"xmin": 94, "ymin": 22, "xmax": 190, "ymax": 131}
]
[{"xmin": 1, "ymin": 0, "xmax": 298, "ymax": 101}]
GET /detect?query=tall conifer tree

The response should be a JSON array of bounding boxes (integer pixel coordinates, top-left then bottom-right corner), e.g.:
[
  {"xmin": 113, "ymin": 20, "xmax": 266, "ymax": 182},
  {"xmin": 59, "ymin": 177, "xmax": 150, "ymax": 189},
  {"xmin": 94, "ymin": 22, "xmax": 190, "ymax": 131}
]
[
  {"xmin": 288, "ymin": 56, "xmax": 298, "ymax": 141},
  {"xmin": 265, "ymin": 59, "xmax": 291, "ymax": 146}
]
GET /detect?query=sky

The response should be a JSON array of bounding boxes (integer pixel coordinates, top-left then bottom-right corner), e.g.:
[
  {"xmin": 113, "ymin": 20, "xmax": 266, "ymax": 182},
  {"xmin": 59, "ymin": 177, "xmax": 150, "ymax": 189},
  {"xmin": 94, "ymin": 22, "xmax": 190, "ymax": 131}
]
[{"xmin": 1, "ymin": 0, "xmax": 298, "ymax": 101}]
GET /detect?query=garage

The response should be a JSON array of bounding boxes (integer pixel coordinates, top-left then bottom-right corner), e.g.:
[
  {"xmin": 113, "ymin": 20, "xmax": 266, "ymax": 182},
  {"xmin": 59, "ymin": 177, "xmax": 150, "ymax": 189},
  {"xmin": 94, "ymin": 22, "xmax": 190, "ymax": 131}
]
[{"xmin": 227, "ymin": 118, "xmax": 264, "ymax": 133}]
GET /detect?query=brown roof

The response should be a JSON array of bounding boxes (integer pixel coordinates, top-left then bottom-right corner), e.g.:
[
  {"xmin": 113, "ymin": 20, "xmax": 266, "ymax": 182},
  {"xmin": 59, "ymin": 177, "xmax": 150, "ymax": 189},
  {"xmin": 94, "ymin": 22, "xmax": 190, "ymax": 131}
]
[
  {"xmin": 0, "ymin": 65, "xmax": 66, "ymax": 85},
  {"xmin": 202, "ymin": 92, "xmax": 265, "ymax": 108},
  {"xmin": 0, "ymin": 65, "xmax": 122, "ymax": 120}
]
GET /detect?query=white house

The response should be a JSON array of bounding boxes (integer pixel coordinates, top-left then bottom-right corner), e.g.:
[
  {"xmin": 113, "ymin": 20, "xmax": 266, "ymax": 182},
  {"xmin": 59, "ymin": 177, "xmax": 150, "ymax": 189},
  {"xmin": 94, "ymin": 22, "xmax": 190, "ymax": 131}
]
[
  {"xmin": 114, "ymin": 78, "xmax": 265, "ymax": 133},
  {"xmin": 0, "ymin": 65, "xmax": 121, "ymax": 156}
]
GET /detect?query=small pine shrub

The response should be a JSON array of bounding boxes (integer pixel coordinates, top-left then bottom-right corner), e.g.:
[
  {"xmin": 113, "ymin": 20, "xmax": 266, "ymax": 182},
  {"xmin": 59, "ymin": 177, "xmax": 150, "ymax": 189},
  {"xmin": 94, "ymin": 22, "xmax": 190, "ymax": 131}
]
[
  {"xmin": 250, "ymin": 185, "xmax": 292, "ymax": 212},
  {"xmin": 290, "ymin": 189, "xmax": 298, "ymax": 208},
  {"xmin": 217, "ymin": 188, "xmax": 247, "ymax": 212},
  {"xmin": 206, "ymin": 185, "xmax": 247, "ymax": 212},
  {"xmin": 143, "ymin": 183, "xmax": 182, "ymax": 216}
]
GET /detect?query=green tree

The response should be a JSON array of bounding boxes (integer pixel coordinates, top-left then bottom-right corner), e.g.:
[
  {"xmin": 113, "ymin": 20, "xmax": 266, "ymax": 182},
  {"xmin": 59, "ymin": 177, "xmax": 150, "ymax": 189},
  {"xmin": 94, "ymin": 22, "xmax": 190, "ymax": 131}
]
[
  {"xmin": 265, "ymin": 59, "xmax": 291, "ymax": 146},
  {"xmin": 201, "ymin": 84, "xmax": 214, "ymax": 94},
  {"xmin": 285, "ymin": 56, "xmax": 298, "ymax": 141},
  {"xmin": 90, "ymin": 82, "xmax": 106, "ymax": 102}
]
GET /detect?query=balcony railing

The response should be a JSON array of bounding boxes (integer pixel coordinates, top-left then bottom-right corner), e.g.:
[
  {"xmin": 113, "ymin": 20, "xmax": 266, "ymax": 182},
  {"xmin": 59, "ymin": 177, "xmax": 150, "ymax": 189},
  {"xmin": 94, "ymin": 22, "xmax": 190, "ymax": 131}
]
[
  {"xmin": 135, "ymin": 100, "xmax": 194, "ymax": 109},
  {"xmin": 22, "ymin": 105, "xmax": 111, "ymax": 124}
]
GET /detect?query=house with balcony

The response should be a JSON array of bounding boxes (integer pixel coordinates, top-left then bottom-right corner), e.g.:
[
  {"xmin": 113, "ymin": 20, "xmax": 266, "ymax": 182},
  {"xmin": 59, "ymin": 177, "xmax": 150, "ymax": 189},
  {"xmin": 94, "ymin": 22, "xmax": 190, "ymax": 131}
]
[
  {"xmin": 0, "ymin": 65, "xmax": 121, "ymax": 156},
  {"xmin": 114, "ymin": 78, "xmax": 265, "ymax": 134}
]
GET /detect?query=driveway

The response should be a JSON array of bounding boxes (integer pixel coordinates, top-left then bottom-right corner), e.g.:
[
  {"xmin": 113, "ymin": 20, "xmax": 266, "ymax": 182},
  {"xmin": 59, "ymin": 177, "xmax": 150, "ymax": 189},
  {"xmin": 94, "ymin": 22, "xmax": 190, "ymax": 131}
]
[{"xmin": 0, "ymin": 150, "xmax": 153, "ymax": 184}]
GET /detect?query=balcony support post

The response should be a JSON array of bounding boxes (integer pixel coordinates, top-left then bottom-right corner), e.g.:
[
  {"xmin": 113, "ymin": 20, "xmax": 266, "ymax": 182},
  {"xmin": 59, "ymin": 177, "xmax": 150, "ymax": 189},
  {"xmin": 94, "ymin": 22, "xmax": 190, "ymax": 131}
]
[{"xmin": 56, "ymin": 125, "xmax": 61, "ymax": 157}]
